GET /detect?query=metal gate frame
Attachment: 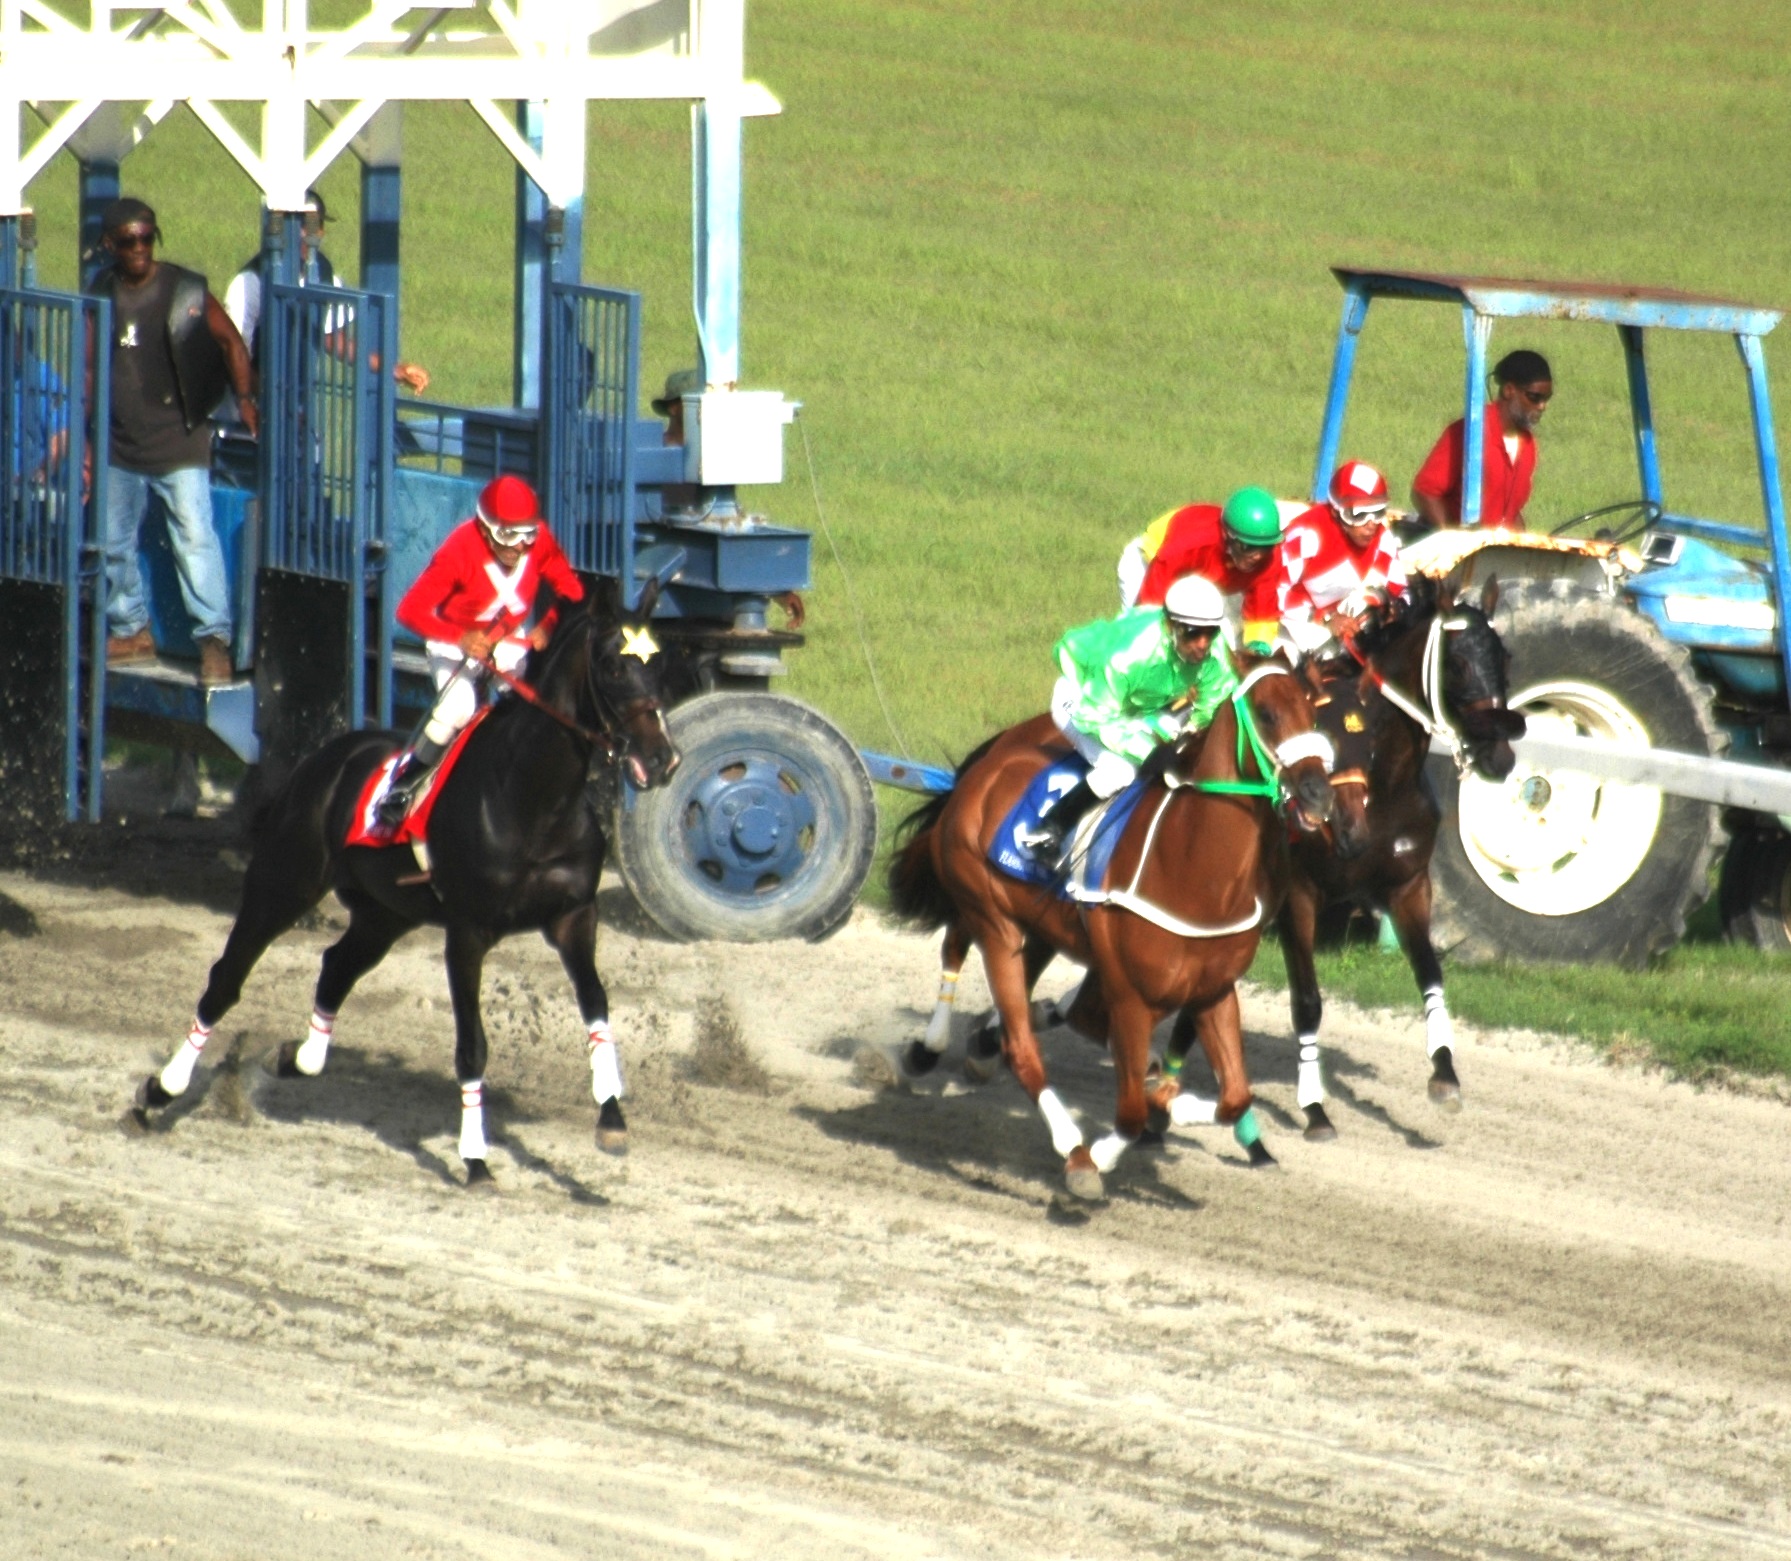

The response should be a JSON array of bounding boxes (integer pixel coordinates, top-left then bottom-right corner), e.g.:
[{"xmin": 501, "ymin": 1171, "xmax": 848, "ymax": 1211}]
[
  {"xmin": 541, "ymin": 281, "xmax": 641, "ymax": 601},
  {"xmin": 258, "ymin": 278, "xmax": 395, "ymax": 762},
  {"xmin": 0, "ymin": 284, "xmax": 109, "ymax": 821}
]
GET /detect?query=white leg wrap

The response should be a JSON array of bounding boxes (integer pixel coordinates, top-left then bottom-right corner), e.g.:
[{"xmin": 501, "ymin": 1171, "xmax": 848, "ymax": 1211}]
[
  {"xmin": 458, "ymin": 1079, "xmax": 488, "ymax": 1161},
  {"xmin": 1296, "ymin": 1034, "xmax": 1325, "ymax": 1109},
  {"xmin": 588, "ymin": 1020, "xmax": 624, "ymax": 1104},
  {"xmin": 293, "ymin": 1009, "xmax": 334, "ymax": 1077},
  {"xmin": 1169, "ymin": 1092, "xmax": 1219, "ymax": 1128},
  {"xmin": 1089, "ymin": 1131, "xmax": 1130, "ymax": 1173},
  {"xmin": 923, "ymin": 970, "xmax": 959, "ymax": 1052},
  {"xmin": 1037, "ymin": 1087, "xmax": 1083, "ymax": 1157},
  {"xmin": 1423, "ymin": 986, "xmax": 1454, "ymax": 1059},
  {"xmin": 159, "ymin": 1019, "xmax": 210, "ymax": 1096}
]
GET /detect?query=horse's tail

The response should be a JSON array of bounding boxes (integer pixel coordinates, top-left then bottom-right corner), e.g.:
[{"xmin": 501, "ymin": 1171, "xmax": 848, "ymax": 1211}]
[{"xmin": 886, "ymin": 733, "xmax": 999, "ymax": 929}]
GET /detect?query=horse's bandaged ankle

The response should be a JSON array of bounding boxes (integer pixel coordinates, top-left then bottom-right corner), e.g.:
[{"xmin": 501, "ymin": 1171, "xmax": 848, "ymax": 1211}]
[
  {"xmin": 923, "ymin": 969, "xmax": 959, "ymax": 1052},
  {"xmin": 588, "ymin": 1020, "xmax": 624, "ymax": 1103},
  {"xmin": 1037, "ymin": 1088, "xmax": 1083, "ymax": 1156},
  {"xmin": 1168, "ymin": 1092, "xmax": 1218, "ymax": 1127},
  {"xmin": 1296, "ymin": 1034, "xmax": 1325, "ymax": 1108},
  {"xmin": 1423, "ymin": 986, "xmax": 1453, "ymax": 1058},
  {"xmin": 458, "ymin": 1078, "xmax": 488, "ymax": 1160},
  {"xmin": 160, "ymin": 1018, "xmax": 211, "ymax": 1096},
  {"xmin": 294, "ymin": 1008, "xmax": 334, "ymax": 1076}
]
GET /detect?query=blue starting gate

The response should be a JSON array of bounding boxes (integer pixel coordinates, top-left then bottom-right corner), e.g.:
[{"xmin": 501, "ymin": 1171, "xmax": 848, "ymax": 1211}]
[
  {"xmin": 0, "ymin": 284, "xmax": 108, "ymax": 823},
  {"xmin": 542, "ymin": 281, "xmax": 640, "ymax": 596},
  {"xmin": 254, "ymin": 278, "xmax": 396, "ymax": 771}
]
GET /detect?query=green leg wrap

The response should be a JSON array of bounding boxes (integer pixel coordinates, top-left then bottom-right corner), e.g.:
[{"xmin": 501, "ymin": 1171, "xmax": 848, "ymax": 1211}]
[
  {"xmin": 1163, "ymin": 1054, "xmax": 1183, "ymax": 1078},
  {"xmin": 1232, "ymin": 1107, "xmax": 1261, "ymax": 1149}
]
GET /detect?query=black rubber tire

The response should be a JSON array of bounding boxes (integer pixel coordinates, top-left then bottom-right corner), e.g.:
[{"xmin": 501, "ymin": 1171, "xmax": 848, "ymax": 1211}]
[
  {"xmin": 1428, "ymin": 583, "xmax": 1726, "ymax": 967},
  {"xmin": 1719, "ymin": 823, "xmax": 1791, "ymax": 954},
  {"xmin": 614, "ymin": 692, "xmax": 877, "ymax": 943}
]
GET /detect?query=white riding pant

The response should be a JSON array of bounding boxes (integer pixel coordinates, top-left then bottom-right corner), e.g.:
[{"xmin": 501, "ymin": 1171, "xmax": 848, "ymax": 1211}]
[
  {"xmin": 422, "ymin": 636, "xmax": 529, "ymax": 748},
  {"xmin": 1051, "ymin": 675, "xmax": 1139, "ymax": 800}
]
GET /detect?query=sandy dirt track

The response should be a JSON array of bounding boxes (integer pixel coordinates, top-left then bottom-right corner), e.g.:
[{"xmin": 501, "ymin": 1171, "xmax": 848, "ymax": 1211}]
[{"xmin": 2, "ymin": 814, "xmax": 1790, "ymax": 1560}]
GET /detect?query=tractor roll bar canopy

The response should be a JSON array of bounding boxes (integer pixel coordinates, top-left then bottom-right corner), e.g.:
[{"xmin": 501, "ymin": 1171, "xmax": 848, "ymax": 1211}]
[{"xmin": 1313, "ymin": 263, "xmax": 1791, "ymax": 720}]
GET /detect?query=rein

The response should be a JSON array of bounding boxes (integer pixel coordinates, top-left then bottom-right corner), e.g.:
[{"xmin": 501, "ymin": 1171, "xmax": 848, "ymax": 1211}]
[{"xmin": 1360, "ymin": 612, "xmax": 1474, "ymax": 776}]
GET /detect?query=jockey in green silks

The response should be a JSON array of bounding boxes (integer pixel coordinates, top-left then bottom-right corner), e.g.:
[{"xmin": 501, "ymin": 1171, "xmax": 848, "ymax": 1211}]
[{"xmin": 1020, "ymin": 574, "xmax": 1239, "ymax": 856}]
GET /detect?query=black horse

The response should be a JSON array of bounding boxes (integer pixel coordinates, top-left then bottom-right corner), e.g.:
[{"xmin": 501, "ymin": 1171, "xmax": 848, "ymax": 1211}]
[
  {"xmin": 1248, "ymin": 575, "xmax": 1525, "ymax": 1135},
  {"xmin": 133, "ymin": 591, "xmax": 680, "ymax": 1187}
]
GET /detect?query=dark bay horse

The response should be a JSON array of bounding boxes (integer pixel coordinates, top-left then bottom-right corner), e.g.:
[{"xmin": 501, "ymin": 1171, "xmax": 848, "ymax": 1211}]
[
  {"xmin": 1164, "ymin": 577, "xmax": 1524, "ymax": 1137},
  {"xmin": 133, "ymin": 594, "xmax": 680, "ymax": 1187},
  {"xmin": 889, "ymin": 655, "xmax": 1344, "ymax": 1201}
]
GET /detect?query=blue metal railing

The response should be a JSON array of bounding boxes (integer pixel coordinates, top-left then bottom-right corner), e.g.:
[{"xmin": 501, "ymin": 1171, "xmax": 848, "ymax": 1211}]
[
  {"xmin": 260, "ymin": 279, "xmax": 395, "ymax": 725},
  {"xmin": 542, "ymin": 281, "xmax": 640, "ymax": 595},
  {"xmin": 0, "ymin": 284, "xmax": 108, "ymax": 819}
]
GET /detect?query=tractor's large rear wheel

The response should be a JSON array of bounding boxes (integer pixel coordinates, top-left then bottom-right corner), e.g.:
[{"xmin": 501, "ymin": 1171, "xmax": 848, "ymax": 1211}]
[
  {"xmin": 1428, "ymin": 586, "xmax": 1725, "ymax": 966},
  {"xmin": 615, "ymin": 692, "xmax": 877, "ymax": 943}
]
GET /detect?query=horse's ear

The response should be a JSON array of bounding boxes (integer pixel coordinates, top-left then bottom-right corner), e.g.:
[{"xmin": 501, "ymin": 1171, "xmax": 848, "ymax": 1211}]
[{"xmin": 1479, "ymin": 574, "xmax": 1501, "ymax": 619}]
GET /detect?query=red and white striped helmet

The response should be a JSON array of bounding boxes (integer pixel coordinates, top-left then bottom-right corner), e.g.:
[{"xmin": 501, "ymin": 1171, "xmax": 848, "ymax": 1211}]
[{"xmin": 1327, "ymin": 460, "xmax": 1388, "ymax": 524}]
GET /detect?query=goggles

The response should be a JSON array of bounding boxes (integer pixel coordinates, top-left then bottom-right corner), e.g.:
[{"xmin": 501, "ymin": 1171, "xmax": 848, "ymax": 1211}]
[
  {"xmin": 1168, "ymin": 617, "xmax": 1221, "ymax": 635},
  {"xmin": 1337, "ymin": 504, "xmax": 1387, "ymax": 528},
  {"xmin": 484, "ymin": 520, "xmax": 539, "ymax": 549}
]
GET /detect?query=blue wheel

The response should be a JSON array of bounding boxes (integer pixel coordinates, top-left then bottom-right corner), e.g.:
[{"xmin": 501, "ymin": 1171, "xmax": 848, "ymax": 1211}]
[{"xmin": 615, "ymin": 693, "xmax": 877, "ymax": 942}]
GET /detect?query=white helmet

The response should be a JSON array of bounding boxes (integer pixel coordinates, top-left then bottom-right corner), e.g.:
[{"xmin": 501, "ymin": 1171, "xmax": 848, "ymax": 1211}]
[{"xmin": 1162, "ymin": 575, "xmax": 1227, "ymax": 628}]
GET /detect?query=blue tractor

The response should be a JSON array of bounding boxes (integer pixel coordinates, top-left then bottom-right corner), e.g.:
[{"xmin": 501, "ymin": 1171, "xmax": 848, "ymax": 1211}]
[{"xmin": 1316, "ymin": 268, "xmax": 1791, "ymax": 964}]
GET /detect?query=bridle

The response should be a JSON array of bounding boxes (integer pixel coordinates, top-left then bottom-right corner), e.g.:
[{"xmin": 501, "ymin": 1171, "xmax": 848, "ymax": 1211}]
[
  {"xmin": 479, "ymin": 621, "xmax": 666, "ymax": 767},
  {"xmin": 1176, "ymin": 662, "xmax": 1335, "ymax": 806}
]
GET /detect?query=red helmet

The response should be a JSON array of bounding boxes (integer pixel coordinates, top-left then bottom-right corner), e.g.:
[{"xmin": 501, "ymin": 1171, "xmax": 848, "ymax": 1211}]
[
  {"xmin": 1328, "ymin": 460, "xmax": 1388, "ymax": 524},
  {"xmin": 476, "ymin": 474, "xmax": 542, "ymax": 546}
]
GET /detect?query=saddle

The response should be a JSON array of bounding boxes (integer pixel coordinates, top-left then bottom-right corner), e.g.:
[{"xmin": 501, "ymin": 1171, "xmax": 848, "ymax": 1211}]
[
  {"xmin": 989, "ymin": 757, "xmax": 1152, "ymax": 898},
  {"xmin": 343, "ymin": 708, "xmax": 491, "ymax": 853}
]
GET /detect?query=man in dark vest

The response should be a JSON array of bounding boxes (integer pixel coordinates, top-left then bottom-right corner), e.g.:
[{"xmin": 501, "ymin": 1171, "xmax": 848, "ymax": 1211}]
[{"xmin": 89, "ymin": 197, "xmax": 256, "ymax": 685}]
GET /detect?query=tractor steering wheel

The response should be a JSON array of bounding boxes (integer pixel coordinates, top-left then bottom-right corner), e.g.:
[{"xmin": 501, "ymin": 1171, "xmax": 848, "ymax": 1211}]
[{"xmin": 1547, "ymin": 499, "xmax": 1663, "ymax": 544}]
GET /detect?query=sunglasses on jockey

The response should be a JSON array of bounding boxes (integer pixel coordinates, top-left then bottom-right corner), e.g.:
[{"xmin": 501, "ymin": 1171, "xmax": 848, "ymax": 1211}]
[{"xmin": 1336, "ymin": 502, "xmax": 1387, "ymax": 529}]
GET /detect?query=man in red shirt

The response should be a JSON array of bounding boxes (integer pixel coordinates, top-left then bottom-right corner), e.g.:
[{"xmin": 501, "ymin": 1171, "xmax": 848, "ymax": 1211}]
[
  {"xmin": 378, "ymin": 473, "xmax": 584, "ymax": 823},
  {"xmin": 1410, "ymin": 349, "xmax": 1552, "ymax": 529},
  {"xmin": 1120, "ymin": 487, "xmax": 1288, "ymax": 648},
  {"xmin": 1280, "ymin": 460, "xmax": 1409, "ymax": 658}
]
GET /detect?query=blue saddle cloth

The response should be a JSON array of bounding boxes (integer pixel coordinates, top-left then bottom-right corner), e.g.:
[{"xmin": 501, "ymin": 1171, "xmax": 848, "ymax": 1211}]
[{"xmin": 988, "ymin": 757, "xmax": 1152, "ymax": 898}]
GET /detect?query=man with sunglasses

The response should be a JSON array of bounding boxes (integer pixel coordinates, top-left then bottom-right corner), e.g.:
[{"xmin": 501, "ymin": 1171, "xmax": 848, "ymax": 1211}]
[
  {"xmin": 88, "ymin": 197, "xmax": 256, "ymax": 684},
  {"xmin": 1019, "ymin": 575, "xmax": 1237, "ymax": 858},
  {"xmin": 1118, "ymin": 486, "xmax": 1290, "ymax": 649},
  {"xmin": 1280, "ymin": 460, "xmax": 1409, "ymax": 659},
  {"xmin": 1411, "ymin": 349, "xmax": 1553, "ymax": 530},
  {"xmin": 378, "ymin": 473, "xmax": 584, "ymax": 826}
]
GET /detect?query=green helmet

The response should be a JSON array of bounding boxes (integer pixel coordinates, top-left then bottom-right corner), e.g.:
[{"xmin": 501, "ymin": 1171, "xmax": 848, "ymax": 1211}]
[{"xmin": 1220, "ymin": 486, "xmax": 1283, "ymax": 548}]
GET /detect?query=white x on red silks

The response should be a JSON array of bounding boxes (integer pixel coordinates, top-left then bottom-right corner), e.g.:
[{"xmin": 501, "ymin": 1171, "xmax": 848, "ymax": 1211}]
[{"xmin": 477, "ymin": 556, "xmax": 532, "ymax": 624}]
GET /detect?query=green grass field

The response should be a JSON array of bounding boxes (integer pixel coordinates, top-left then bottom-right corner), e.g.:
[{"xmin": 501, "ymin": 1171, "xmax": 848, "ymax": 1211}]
[{"xmin": 21, "ymin": 0, "xmax": 1791, "ymax": 1074}]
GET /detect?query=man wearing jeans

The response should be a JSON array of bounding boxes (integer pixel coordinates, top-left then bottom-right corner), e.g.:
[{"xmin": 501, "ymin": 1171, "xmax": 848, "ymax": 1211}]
[{"xmin": 88, "ymin": 197, "xmax": 256, "ymax": 685}]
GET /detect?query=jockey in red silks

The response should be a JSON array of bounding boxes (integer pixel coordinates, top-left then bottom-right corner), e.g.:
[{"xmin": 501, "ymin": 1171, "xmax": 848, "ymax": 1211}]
[
  {"xmin": 378, "ymin": 473, "xmax": 584, "ymax": 824},
  {"xmin": 1278, "ymin": 460, "xmax": 1408, "ymax": 661}
]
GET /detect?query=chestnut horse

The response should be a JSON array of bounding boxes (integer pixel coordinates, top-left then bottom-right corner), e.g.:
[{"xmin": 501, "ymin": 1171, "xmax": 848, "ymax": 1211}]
[{"xmin": 889, "ymin": 654, "xmax": 1344, "ymax": 1201}]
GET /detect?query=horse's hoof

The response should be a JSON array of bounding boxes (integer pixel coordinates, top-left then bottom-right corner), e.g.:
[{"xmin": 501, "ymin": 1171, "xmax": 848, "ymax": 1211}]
[
  {"xmin": 273, "ymin": 1040, "xmax": 306, "ymax": 1079},
  {"xmin": 962, "ymin": 1030, "xmax": 1001, "ymax": 1084},
  {"xmin": 1428, "ymin": 1048, "xmax": 1462, "ymax": 1111},
  {"xmin": 120, "ymin": 1106, "xmax": 151, "ymax": 1137},
  {"xmin": 596, "ymin": 1098, "xmax": 629, "ymax": 1156},
  {"xmin": 135, "ymin": 1074, "xmax": 174, "ymax": 1112},
  {"xmin": 902, "ymin": 1041, "xmax": 942, "ymax": 1077},
  {"xmin": 463, "ymin": 1158, "xmax": 498, "ymax": 1193},
  {"xmin": 1245, "ymin": 1139, "xmax": 1279, "ymax": 1169},
  {"xmin": 1302, "ymin": 1104, "xmax": 1338, "ymax": 1142},
  {"xmin": 1134, "ymin": 1126, "xmax": 1167, "ymax": 1152},
  {"xmin": 1063, "ymin": 1147, "xmax": 1105, "ymax": 1203}
]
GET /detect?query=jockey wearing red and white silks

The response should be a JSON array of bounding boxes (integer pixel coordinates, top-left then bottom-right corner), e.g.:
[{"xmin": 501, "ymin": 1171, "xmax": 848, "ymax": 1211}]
[
  {"xmin": 1279, "ymin": 460, "xmax": 1408, "ymax": 659},
  {"xmin": 379, "ymin": 475, "xmax": 584, "ymax": 822}
]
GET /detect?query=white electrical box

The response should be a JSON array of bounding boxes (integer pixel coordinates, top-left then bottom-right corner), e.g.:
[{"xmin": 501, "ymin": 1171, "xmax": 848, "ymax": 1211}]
[{"xmin": 683, "ymin": 390, "xmax": 798, "ymax": 486}]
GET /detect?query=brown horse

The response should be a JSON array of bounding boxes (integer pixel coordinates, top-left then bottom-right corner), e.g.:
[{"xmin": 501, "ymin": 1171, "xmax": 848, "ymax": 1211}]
[
  {"xmin": 888, "ymin": 653, "xmax": 1349, "ymax": 1201},
  {"xmin": 1162, "ymin": 577, "xmax": 1524, "ymax": 1137}
]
